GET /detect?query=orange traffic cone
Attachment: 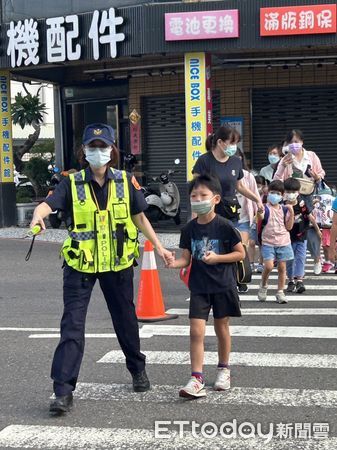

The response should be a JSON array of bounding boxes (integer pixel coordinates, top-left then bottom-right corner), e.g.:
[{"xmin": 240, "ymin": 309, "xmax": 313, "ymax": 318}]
[{"xmin": 136, "ymin": 240, "xmax": 178, "ymax": 322}]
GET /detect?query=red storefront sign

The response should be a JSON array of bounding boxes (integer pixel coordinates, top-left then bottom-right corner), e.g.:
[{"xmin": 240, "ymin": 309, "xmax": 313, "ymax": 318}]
[{"xmin": 260, "ymin": 4, "xmax": 336, "ymax": 36}]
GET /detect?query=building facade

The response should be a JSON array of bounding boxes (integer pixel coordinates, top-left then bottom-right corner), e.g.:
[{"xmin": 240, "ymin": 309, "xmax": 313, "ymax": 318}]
[{"xmin": 1, "ymin": 0, "xmax": 337, "ymax": 221}]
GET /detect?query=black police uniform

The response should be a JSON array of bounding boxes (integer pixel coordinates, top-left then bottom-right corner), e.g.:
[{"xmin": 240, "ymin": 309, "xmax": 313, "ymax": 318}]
[{"xmin": 45, "ymin": 167, "xmax": 148, "ymax": 397}]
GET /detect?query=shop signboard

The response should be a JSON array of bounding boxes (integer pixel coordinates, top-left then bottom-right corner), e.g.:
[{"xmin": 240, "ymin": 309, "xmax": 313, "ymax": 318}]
[
  {"xmin": 6, "ymin": 8, "xmax": 125, "ymax": 68},
  {"xmin": 165, "ymin": 10, "xmax": 239, "ymax": 41},
  {"xmin": 220, "ymin": 116, "xmax": 243, "ymax": 151},
  {"xmin": 185, "ymin": 53, "xmax": 212, "ymax": 181},
  {"xmin": 261, "ymin": 4, "xmax": 336, "ymax": 36},
  {"xmin": 129, "ymin": 109, "xmax": 141, "ymax": 155},
  {"xmin": 0, "ymin": 71, "xmax": 14, "ymax": 183}
]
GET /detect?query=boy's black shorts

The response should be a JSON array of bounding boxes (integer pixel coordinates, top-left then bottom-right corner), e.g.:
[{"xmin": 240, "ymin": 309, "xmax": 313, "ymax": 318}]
[{"xmin": 189, "ymin": 289, "xmax": 242, "ymax": 320}]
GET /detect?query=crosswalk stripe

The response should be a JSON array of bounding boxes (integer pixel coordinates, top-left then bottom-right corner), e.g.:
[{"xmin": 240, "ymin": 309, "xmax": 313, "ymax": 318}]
[
  {"xmin": 259, "ymin": 275, "xmax": 336, "ymax": 280},
  {"xmin": 166, "ymin": 308, "xmax": 337, "ymax": 316},
  {"xmin": 238, "ymin": 295, "xmax": 337, "ymax": 302},
  {"xmin": 29, "ymin": 325, "xmax": 337, "ymax": 340},
  {"xmin": 0, "ymin": 327, "xmax": 59, "ymax": 332},
  {"xmin": 97, "ymin": 350, "xmax": 337, "ymax": 369},
  {"xmin": 138, "ymin": 325, "xmax": 337, "ymax": 339},
  {"xmin": 28, "ymin": 333, "xmax": 148, "ymax": 339},
  {"xmin": 74, "ymin": 382, "xmax": 337, "ymax": 409},
  {"xmin": 0, "ymin": 425, "xmax": 333, "ymax": 450},
  {"xmin": 234, "ymin": 284, "xmax": 337, "ymax": 290}
]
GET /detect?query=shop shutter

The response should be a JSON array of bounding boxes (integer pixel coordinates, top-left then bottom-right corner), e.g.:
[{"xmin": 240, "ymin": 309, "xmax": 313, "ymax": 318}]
[
  {"xmin": 142, "ymin": 92, "xmax": 220, "ymax": 219},
  {"xmin": 252, "ymin": 87, "xmax": 337, "ymax": 185}
]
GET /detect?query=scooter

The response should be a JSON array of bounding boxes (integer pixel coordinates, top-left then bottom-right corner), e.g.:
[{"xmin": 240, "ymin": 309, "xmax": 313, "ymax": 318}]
[
  {"xmin": 46, "ymin": 165, "xmax": 75, "ymax": 228},
  {"xmin": 143, "ymin": 159, "xmax": 181, "ymax": 225}
]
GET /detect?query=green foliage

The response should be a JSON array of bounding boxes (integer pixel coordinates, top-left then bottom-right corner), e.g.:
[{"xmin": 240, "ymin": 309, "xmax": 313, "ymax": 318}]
[
  {"xmin": 31, "ymin": 139, "xmax": 55, "ymax": 159},
  {"xmin": 11, "ymin": 92, "xmax": 47, "ymax": 129},
  {"xmin": 16, "ymin": 188, "xmax": 33, "ymax": 203},
  {"xmin": 22, "ymin": 157, "xmax": 52, "ymax": 196}
]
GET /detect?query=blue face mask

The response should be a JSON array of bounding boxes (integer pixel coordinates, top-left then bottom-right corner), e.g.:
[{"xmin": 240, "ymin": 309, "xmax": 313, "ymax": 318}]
[
  {"xmin": 84, "ymin": 146, "xmax": 111, "ymax": 168},
  {"xmin": 224, "ymin": 144, "xmax": 237, "ymax": 157},
  {"xmin": 268, "ymin": 154, "xmax": 280, "ymax": 165},
  {"xmin": 267, "ymin": 193, "xmax": 283, "ymax": 205}
]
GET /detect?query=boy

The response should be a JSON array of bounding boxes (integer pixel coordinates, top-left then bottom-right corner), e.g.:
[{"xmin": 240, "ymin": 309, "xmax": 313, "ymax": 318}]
[
  {"xmin": 257, "ymin": 180, "xmax": 294, "ymax": 303},
  {"xmin": 168, "ymin": 175, "xmax": 245, "ymax": 399},
  {"xmin": 284, "ymin": 178, "xmax": 321, "ymax": 293}
]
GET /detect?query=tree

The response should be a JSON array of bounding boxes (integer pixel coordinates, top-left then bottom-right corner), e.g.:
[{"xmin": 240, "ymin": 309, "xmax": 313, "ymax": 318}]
[
  {"xmin": 11, "ymin": 84, "xmax": 47, "ymax": 174},
  {"xmin": 11, "ymin": 84, "xmax": 51, "ymax": 198}
]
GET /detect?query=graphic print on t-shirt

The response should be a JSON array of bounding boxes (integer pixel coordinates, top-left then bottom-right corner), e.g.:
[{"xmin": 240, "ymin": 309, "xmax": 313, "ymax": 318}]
[{"xmin": 191, "ymin": 236, "xmax": 220, "ymax": 260}]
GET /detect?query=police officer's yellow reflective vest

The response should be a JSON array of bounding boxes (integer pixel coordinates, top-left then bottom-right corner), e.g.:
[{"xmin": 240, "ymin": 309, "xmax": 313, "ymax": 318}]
[{"xmin": 61, "ymin": 168, "xmax": 139, "ymax": 273}]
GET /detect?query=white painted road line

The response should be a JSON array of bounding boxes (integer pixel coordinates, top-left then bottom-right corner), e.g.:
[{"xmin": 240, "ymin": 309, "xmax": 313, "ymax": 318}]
[
  {"xmin": 0, "ymin": 327, "xmax": 59, "ymax": 332},
  {"xmin": 75, "ymin": 382, "xmax": 337, "ymax": 409},
  {"xmin": 167, "ymin": 308, "xmax": 337, "ymax": 316},
  {"xmin": 257, "ymin": 275, "xmax": 337, "ymax": 280},
  {"xmin": 0, "ymin": 425, "xmax": 334, "ymax": 450},
  {"xmin": 139, "ymin": 325, "xmax": 337, "ymax": 339},
  {"xmin": 239, "ymin": 295, "xmax": 337, "ymax": 302},
  {"xmin": 29, "ymin": 333, "xmax": 149, "ymax": 339},
  {"xmin": 98, "ymin": 350, "xmax": 337, "ymax": 369},
  {"xmin": 29, "ymin": 325, "xmax": 337, "ymax": 340},
  {"xmin": 234, "ymin": 284, "xmax": 337, "ymax": 290}
]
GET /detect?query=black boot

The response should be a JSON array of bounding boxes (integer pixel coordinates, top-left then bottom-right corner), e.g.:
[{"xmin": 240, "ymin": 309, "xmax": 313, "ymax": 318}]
[
  {"xmin": 132, "ymin": 369, "xmax": 150, "ymax": 392},
  {"xmin": 49, "ymin": 393, "xmax": 73, "ymax": 414}
]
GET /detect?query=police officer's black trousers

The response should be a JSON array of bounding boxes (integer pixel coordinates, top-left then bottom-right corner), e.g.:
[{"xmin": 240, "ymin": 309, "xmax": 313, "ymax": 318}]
[{"xmin": 51, "ymin": 264, "xmax": 146, "ymax": 396}]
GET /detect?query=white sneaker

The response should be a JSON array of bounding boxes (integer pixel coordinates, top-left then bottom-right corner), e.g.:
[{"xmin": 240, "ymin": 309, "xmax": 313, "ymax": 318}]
[
  {"xmin": 214, "ymin": 368, "xmax": 231, "ymax": 391},
  {"xmin": 179, "ymin": 376, "xmax": 206, "ymax": 398},
  {"xmin": 258, "ymin": 285, "xmax": 268, "ymax": 302},
  {"xmin": 276, "ymin": 290, "xmax": 288, "ymax": 304},
  {"xmin": 313, "ymin": 261, "xmax": 322, "ymax": 275}
]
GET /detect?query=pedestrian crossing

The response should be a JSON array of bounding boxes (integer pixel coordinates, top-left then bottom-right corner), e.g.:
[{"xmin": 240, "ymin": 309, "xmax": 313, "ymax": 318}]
[
  {"xmin": 1, "ymin": 425, "xmax": 335, "ymax": 450},
  {"xmin": 1, "ymin": 255, "xmax": 337, "ymax": 449}
]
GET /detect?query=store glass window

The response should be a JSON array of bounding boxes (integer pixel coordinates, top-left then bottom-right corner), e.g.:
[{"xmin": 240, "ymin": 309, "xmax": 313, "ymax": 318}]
[{"xmin": 2, "ymin": 0, "xmax": 178, "ymax": 22}]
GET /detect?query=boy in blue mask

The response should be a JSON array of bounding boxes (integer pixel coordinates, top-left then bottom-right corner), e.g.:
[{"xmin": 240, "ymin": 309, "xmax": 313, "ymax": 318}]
[
  {"xmin": 257, "ymin": 180, "xmax": 294, "ymax": 304},
  {"xmin": 168, "ymin": 174, "xmax": 245, "ymax": 399}
]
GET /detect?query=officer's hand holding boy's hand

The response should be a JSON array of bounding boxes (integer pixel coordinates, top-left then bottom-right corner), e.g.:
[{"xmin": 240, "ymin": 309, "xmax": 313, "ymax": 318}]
[
  {"xmin": 155, "ymin": 245, "xmax": 175, "ymax": 266},
  {"xmin": 202, "ymin": 251, "xmax": 219, "ymax": 265}
]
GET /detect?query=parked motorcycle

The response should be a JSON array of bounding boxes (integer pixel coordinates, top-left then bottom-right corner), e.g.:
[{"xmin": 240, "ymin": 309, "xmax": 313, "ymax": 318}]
[
  {"xmin": 46, "ymin": 165, "xmax": 75, "ymax": 228},
  {"xmin": 143, "ymin": 159, "xmax": 181, "ymax": 225}
]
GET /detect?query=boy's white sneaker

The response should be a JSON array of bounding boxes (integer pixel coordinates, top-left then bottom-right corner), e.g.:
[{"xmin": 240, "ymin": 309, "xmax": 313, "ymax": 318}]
[
  {"xmin": 276, "ymin": 290, "xmax": 288, "ymax": 304},
  {"xmin": 179, "ymin": 377, "xmax": 206, "ymax": 398},
  {"xmin": 258, "ymin": 285, "xmax": 268, "ymax": 302},
  {"xmin": 313, "ymin": 261, "xmax": 322, "ymax": 275},
  {"xmin": 214, "ymin": 368, "xmax": 231, "ymax": 391}
]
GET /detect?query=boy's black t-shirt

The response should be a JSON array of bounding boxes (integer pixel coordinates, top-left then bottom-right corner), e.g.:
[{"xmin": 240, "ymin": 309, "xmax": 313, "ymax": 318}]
[{"xmin": 179, "ymin": 215, "xmax": 241, "ymax": 294}]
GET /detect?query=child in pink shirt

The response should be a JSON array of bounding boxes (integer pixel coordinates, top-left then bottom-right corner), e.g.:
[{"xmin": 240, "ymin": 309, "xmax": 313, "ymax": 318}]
[{"xmin": 257, "ymin": 180, "xmax": 294, "ymax": 304}]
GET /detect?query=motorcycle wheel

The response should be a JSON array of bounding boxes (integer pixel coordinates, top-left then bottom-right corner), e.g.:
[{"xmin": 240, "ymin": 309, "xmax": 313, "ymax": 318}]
[
  {"xmin": 49, "ymin": 214, "xmax": 62, "ymax": 229},
  {"xmin": 144, "ymin": 205, "xmax": 160, "ymax": 223},
  {"xmin": 173, "ymin": 208, "xmax": 181, "ymax": 225}
]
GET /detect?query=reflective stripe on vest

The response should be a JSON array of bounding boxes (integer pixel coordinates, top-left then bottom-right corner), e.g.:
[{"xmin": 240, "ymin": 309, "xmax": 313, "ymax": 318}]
[{"xmin": 61, "ymin": 168, "xmax": 139, "ymax": 273}]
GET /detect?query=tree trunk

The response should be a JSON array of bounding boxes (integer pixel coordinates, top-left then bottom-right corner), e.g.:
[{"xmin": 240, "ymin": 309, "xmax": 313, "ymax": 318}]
[{"xmin": 13, "ymin": 121, "xmax": 41, "ymax": 173}]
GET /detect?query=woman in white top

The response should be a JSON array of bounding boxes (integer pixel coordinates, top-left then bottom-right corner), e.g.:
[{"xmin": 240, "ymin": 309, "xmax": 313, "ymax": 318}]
[{"xmin": 259, "ymin": 144, "xmax": 282, "ymax": 183}]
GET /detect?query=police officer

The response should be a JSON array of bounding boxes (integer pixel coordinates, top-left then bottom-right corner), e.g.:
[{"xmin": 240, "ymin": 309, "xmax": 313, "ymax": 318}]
[{"xmin": 30, "ymin": 123, "xmax": 173, "ymax": 414}]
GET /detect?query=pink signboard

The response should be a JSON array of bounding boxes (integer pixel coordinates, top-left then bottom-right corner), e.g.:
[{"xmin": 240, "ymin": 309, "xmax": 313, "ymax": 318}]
[{"xmin": 165, "ymin": 10, "xmax": 239, "ymax": 41}]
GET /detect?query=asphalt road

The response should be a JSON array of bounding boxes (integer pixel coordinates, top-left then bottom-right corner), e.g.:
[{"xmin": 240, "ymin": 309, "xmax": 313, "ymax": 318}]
[{"xmin": 0, "ymin": 238, "xmax": 336, "ymax": 449}]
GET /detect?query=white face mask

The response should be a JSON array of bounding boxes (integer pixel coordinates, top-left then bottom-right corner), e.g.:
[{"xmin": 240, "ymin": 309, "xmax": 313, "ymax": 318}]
[
  {"xmin": 84, "ymin": 146, "xmax": 112, "ymax": 168},
  {"xmin": 284, "ymin": 192, "xmax": 299, "ymax": 202}
]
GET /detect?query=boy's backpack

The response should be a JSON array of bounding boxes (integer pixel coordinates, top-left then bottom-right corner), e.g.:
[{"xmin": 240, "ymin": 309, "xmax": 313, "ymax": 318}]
[
  {"xmin": 257, "ymin": 204, "xmax": 288, "ymax": 245},
  {"xmin": 237, "ymin": 243, "xmax": 252, "ymax": 284}
]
